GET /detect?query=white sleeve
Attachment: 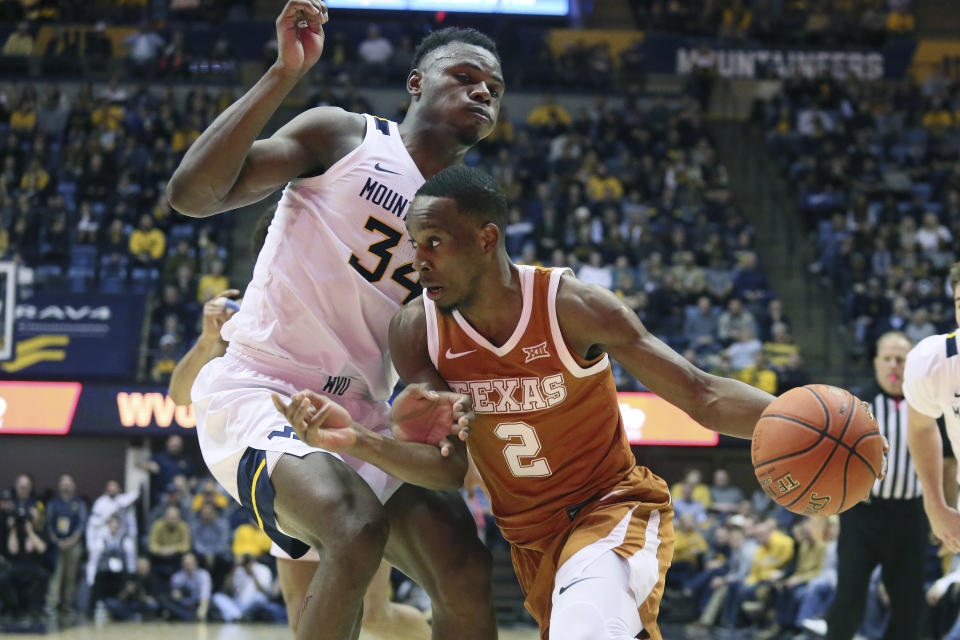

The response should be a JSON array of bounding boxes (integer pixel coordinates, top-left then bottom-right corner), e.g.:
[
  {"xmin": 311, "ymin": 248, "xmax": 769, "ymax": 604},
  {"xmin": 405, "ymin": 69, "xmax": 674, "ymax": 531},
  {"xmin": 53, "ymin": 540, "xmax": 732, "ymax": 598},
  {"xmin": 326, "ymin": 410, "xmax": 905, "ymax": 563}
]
[{"xmin": 903, "ymin": 340, "xmax": 944, "ymax": 419}]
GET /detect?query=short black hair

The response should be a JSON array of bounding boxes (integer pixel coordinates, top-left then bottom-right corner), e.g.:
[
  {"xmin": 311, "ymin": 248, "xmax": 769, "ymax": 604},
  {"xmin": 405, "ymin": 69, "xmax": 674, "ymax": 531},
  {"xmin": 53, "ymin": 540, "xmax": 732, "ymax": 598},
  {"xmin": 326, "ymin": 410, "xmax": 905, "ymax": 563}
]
[
  {"xmin": 416, "ymin": 166, "xmax": 508, "ymax": 230},
  {"xmin": 411, "ymin": 27, "xmax": 500, "ymax": 70}
]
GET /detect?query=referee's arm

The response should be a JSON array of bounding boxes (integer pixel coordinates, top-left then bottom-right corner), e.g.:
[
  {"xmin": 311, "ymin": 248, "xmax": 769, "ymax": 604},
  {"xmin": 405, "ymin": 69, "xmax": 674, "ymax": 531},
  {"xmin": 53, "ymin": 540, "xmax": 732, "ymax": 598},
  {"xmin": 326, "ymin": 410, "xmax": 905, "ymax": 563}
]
[{"xmin": 907, "ymin": 403, "xmax": 960, "ymax": 551}]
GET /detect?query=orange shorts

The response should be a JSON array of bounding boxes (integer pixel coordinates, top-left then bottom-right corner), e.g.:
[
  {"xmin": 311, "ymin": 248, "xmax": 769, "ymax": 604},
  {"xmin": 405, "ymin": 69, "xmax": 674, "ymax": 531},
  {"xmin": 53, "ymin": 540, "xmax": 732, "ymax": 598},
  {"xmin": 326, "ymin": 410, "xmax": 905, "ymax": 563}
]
[{"xmin": 505, "ymin": 466, "xmax": 674, "ymax": 640}]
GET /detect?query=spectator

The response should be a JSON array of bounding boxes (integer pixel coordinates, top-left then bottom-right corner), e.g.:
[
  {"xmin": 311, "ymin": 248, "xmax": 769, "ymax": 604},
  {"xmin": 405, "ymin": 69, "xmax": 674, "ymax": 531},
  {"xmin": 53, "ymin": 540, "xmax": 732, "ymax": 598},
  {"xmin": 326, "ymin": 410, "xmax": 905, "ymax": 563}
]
[
  {"xmin": 123, "ymin": 23, "xmax": 164, "ymax": 75},
  {"xmin": 103, "ymin": 556, "xmax": 165, "ymax": 622},
  {"xmin": 10, "ymin": 97, "xmax": 37, "ymax": 134},
  {"xmin": 44, "ymin": 473, "xmax": 87, "ymax": 621},
  {"xmin": 232, "ymin": 512, "xmax": 272, "ymax": 558},
  {"xmin": 197, "ymin": 259, "xmax": 228, "ymax": 303},
  {"xmin": 916, "ymin": 211, "xmax": 952, "ymax": 255},
  {"xmin": 526, "ymin": 94, "xmax": 572, "ymax": 133},
  {"xmin": 148, "ymin": 476, "xmax": 192, "ymax": 523},
  {"xmin": 732, "ymin": 251, "xmax": 770, "ymax": 304},
  {"xmin": 86, "ymin": 480, "xmax": 138, "ymax": 565},
  {"xmin": 737, "ymin": 351, "xmax": 778, "ymax": 395},
  {"xmin": 129, "ymin": 214, "xmax": 166, "ymax": 264},
  {"xmin": 722, "ymin": 519, "xmax": 795, "ymax": 629},
  {"xmin": 586, "ymin": 164, "xmax": 623, "ymax": 202},
  {"xmin": 674, "ymin": 483, "xmax": 709, "ymax": 525},
  {"xmin": 905, "ymin": 308, "xmax": 937, "ymax": 344},
  {"xmin": 763, "ymin": 322, "xmax": 798, "ymax": 370},
  {"xmin": 709, "ymin": 469, "xmax": 744, "ymax": 518},
  {"xmin": 719, "ymin": 0, "xmax": 752, "ymax": 40},
  {"xmin": 357, "ymin": 24, "xmax": 393, "ymax": 66},
  {"xmin": 777, "ymin": 352, "xmax": 812, "ymax": 394},
  {"xmin": 4, "ymin": 492, "xmax": 50, "ymax": 622},
  {"xmin": 11, "ymin": 472, "xmax": 43, "ymax": 526},
  {"xmin": 148, "ymin": 505, "xmax": 191, "ymax": 581},
  {"xmin": 766, "ymin": 518, "xmax": 828, "ymax": 637},
  {"xmin": 684, "ymin": 295, "xmax": 719, "ymax": 352},
  {"xmin": 190, "ymin": 478, "xmax": 230, "ymax": 514},
  {"xmin": 694, "ymin": 521, "xmax": 758, "ymax": 627},
  {"xmin": 727, "ymin": 326, "xmax": 763, "ymax": 371},
  {"xmin": 190, "ymin": 502, "xmax": 231, "ymax": 589},
  {"xmin": 717, "ymin": 298, "xmax": 756, "ymax": 345},
  {"xmin": 87, "ymin": 514, "xmax": 136, "ymax": 607},
  {"xmin": 138, "ymin": 435, "xmax": 195, "ymax": 503},
  {"xmin": 163, "ymin": 552, "xmax": 211, "ymax": 622},
  {"xmin": 151, "ymin": 334, "xmax": 181, "ymax": 383},
  {"xmin": 163, "ymin": 240, "xmax": 195, "ymax": 282},
  {"xmin": 669, "ymin": 513, "xmax": 709, "ymax": 590},
  {"xmin": 212, "ymin": 554, "xmax": 285, "ymax": 623},
  {"xmin": 576, "ymin": 250, "xmax": 614, "ymax": 289},
  {"xmin": 2, "ymin": 22, "xmax": 34, "ymax": 57}
]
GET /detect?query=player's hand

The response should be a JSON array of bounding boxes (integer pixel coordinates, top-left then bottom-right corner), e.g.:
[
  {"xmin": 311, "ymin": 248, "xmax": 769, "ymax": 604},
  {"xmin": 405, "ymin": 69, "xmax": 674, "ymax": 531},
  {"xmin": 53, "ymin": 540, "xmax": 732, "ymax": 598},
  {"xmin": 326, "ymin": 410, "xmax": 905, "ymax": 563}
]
[
  {"xmin": 928, "ymin": 503, "xmax": 960, "ymax": 553},
  {"xmin": 275, "ymin": 0, "xmax": 328, "ymax": 77},
  {"xmin": 271, "ymin": 390, "xmax": 358, "ymax": 452},
  {"xmin": 878, "ymin": 434, "xmax": 889, "ymax": 481},
  {"xmin": 390, "ymin": 384, "xmax": 473, "ymax": 457},
  {"xmin": 200, "ymin": 289, "xmax": 240, "ymax": 344}
]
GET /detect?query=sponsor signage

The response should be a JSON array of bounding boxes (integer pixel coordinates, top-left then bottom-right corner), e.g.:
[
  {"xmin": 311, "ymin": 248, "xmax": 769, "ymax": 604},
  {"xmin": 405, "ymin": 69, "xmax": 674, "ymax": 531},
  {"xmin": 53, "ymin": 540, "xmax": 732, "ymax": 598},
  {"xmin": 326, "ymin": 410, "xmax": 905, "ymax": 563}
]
[
  {"xmin": 619, "ymin": 392, "xmax": 718, "ymax": 446},
  {"xmin": 645, "ymin": 34, "xmax": 917, "ymax": 80},
  {"xmin": 0, "ymin": 382, "xmax": 714, "ymax": 445},
  {"xmin": 2, "ymin": 294, "xmax": 146, "ymax": 378}
]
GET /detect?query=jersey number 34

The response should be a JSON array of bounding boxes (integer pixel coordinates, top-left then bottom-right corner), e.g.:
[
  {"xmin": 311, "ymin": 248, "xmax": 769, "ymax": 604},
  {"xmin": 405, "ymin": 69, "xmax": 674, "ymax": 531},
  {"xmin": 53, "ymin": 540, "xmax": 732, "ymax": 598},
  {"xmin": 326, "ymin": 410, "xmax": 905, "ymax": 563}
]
[{"xmin": 348, "ymin": 216, "xmax": 421, "ymax": 304}]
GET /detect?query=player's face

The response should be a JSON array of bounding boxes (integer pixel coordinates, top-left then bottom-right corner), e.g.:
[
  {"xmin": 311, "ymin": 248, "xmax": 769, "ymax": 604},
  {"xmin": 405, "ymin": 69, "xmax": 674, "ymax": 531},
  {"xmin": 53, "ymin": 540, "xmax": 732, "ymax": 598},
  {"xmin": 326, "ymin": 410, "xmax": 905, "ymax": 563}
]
[
  {"xmin": 411, "ymin": 43, "xmax": 503, "ymax": 145},
  {"xmin": 954, "ymin": 283, "xmax": 960, "ymax": 328},
  {"xmin": 874, "ymin": 335, "xmax": 910, "ymax": 395},
  {"xmin": 408, "ymin": 196, "xmax": 487, "ymax": 313}
]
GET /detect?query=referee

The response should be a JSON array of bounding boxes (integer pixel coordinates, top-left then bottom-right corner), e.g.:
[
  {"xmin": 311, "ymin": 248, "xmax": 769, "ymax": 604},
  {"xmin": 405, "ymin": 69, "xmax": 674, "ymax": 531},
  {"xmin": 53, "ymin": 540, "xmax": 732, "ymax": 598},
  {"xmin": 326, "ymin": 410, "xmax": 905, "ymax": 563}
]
[{"xmin": 823, "ymin": 331, "xmax": 955, "ymax": 640}]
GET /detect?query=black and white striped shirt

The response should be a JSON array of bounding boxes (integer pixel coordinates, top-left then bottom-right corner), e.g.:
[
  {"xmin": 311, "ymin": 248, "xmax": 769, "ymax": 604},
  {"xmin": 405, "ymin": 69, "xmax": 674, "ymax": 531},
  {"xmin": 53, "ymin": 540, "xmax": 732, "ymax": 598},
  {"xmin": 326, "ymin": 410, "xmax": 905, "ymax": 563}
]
[{"xmin": 860, "ymin": 384, "xmax": 922, "ymax": 500}]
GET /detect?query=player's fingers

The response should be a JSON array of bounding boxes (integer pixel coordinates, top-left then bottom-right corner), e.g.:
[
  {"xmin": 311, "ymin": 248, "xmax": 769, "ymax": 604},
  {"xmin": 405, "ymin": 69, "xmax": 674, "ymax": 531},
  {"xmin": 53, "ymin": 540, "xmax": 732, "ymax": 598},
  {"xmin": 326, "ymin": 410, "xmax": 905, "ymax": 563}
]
[
  {"xmin": 271, "ymin": 393, "xmax": 289, "ymax": 416},
  {"xmin": 458, "ymin": 427, "xmax": 471, "ymax": 441},
  {"xmin": 438, "ymin": 439, "xmax": 452, "ymax": 457}
]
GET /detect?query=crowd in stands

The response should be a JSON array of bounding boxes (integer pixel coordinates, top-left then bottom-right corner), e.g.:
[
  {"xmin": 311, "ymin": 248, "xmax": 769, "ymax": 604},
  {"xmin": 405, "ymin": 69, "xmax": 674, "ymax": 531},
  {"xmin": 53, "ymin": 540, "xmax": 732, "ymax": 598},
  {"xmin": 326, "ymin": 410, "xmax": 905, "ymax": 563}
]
[
  {"xmin": 760, "ymin": 60, "xmax": 960, "ymax": 353},
  {"xmin": 0, "ymin": 436, "xmax": 300, "ymax": 627},
  {"xmin": 629, "ymin": 0, "xmax": 915, "ymax": 45},
  {"xmin": 660, "ymin": 468, "xmax": 960, "ymax": 639},
  {"xmin": 0, "ymin": 77, "xmax": 237, "ymax": 382}
]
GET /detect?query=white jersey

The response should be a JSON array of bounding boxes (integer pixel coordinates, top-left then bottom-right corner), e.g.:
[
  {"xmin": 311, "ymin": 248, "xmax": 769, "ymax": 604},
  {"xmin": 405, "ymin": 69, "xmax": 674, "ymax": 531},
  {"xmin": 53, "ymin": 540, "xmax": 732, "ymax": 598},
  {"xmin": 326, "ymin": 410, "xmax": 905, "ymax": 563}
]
[
  {"xmin": 903, "ymin": 330, "xmax": 960, "ymax": 478},
  {"xmin": 221, "ymin": 114, "xmax": 425, "ymax": 401}
]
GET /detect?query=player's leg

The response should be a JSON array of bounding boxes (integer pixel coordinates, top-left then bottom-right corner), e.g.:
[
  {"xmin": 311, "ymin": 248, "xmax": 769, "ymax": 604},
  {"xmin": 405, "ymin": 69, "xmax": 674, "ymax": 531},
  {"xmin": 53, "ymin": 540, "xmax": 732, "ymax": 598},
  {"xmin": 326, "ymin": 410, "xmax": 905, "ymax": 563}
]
[
  {"xmin": 824, "ymin": 506, "xmax": 881, "ymax": 640},
  {"xmin": 382, "ymin": 484, "xmax": 497, "ymax": 640},
  {"xmin": 361, "ymin": 561, "xmax": 432, "ymax": 640},
  {"xmin": 549, "ymin": 551, "xmax": 642, "ymax": 640},
  {"xmin": 878, "ymin": 501, "xmax": 927, "ymax": 640},
  {"xmin": 276, "ymin": 555, "xmax": 321, "ymax": 633},
  {"xmin": 271, "ymin": 452, "xmax": 390, "ymax": 640},
  {"xmin": 549, "ymin": 500, "xmax": 673, "ymax": 640}
]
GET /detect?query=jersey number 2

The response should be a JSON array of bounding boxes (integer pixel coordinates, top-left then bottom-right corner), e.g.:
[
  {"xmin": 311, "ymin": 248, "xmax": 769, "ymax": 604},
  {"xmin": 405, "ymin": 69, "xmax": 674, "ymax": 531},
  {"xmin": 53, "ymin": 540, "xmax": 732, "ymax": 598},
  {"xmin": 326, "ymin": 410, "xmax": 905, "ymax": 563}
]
[
  {"xmin": 348, "ymin": 216, "xmax": 421, "ymax": 304},
  {"xmin": 495, "ymin": 422, "xmax": 552, "ymax": 478}
]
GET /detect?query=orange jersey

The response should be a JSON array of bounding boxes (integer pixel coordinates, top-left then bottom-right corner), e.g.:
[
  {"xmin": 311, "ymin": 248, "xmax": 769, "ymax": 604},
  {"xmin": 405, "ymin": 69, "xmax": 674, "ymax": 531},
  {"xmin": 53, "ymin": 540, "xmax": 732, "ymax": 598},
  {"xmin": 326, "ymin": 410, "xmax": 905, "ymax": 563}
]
[{"xmin": 423, "ymin": 266, "xmax": 637, "ymax": 544}]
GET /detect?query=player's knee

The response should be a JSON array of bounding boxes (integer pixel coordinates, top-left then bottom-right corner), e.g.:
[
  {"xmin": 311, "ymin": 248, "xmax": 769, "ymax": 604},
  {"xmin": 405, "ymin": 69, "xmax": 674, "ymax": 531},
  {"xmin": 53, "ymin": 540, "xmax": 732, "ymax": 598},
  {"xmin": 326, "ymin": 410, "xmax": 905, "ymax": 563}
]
[{"xmin": 550, "ymin": 601, "xmax": 638, "ymax": 640}]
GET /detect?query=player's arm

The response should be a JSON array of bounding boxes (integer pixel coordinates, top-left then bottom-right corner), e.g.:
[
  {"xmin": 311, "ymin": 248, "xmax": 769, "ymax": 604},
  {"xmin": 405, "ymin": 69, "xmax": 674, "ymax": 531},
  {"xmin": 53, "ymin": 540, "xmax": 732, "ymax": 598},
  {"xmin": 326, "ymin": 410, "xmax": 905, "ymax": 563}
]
[
  {"xmin": 556, "ymin": 275, "xmax": 774, "ymax": 439},
  {"xmin": 166, "ymin": 2, "xmax": 362, "ymax": 217},
  {"xmin": 168, "ymin": 290, "xmax": 238, "ymax": 405},
  {"xmin": 907, "ymin": 402, "xmax": 960, "ymax": 551}
]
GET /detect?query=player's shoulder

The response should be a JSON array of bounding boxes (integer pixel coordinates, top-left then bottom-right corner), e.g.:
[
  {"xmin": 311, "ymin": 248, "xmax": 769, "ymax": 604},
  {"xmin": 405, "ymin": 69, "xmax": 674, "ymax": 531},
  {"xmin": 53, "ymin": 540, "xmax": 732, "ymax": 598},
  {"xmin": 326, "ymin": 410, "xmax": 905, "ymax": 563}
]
[
  {"xmin": 389, "ymin": 295, "xmax": 427, "ymax": 337},
  {"xmin": 277, "ymin": 107, "xmax": 366, "ymax": 148},
  {"xmin": 907, "ymin": 331, "xmax": 955, "ymax": 367}
]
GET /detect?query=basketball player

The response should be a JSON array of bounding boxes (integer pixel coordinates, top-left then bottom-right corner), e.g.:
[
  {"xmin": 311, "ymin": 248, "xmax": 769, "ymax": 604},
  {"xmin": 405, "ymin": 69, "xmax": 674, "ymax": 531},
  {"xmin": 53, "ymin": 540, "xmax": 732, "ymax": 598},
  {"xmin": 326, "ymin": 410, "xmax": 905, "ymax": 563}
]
[
  {"xmin": 274, "ymin": 167, "xmax": 777, "ymax": 640},
  {"xmin": 165, "ymin": 2, "xmax": 502, "ymax": 638},
  {"xmin": 906, "ymin": 260, "xmax": 960, "ymax": 552}
]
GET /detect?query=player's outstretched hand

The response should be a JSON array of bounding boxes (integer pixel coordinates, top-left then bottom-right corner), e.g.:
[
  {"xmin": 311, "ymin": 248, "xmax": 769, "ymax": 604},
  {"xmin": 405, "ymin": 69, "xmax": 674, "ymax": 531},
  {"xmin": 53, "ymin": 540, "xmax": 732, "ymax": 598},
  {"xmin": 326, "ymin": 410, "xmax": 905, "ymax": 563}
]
[
  {"xmin": 928, "ymin": 503, "xmax": 960, "ymax": 553},
  {"xmin": 390, "ymin": 383, "xmax": 474, "ymax": 457},
  {"xmin": 271, "ymin": 390, "xmax": 357, "ymax": 452},
  {"xmin": 275, "ymin": 0, "xmax": 328, "ymax": 77}
]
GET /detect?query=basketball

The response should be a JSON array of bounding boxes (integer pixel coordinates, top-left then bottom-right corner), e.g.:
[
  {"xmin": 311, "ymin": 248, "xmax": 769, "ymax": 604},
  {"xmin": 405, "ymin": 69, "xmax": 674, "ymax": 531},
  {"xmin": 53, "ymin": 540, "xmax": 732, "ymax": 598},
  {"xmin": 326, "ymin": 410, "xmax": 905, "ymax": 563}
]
[{"xmin": 751, "ymin": 384, "xmax": 885, "ymax": 516}]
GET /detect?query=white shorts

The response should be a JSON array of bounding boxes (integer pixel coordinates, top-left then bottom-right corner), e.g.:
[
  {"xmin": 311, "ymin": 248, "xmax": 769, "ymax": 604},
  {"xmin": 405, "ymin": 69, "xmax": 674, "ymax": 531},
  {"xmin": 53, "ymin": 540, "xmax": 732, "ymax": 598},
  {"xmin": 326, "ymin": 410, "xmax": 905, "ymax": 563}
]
[{"xmin": 191, "ymin": 350, "xmax": 404, "ymax": 557}]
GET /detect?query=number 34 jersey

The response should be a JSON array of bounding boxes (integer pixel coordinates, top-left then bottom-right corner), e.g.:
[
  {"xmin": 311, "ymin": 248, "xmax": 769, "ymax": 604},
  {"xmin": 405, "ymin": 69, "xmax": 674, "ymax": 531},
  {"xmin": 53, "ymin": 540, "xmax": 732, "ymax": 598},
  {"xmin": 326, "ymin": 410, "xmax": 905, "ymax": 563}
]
[
  {"xmin": 424, "ymin": 266, "xmax": 638, "ymax": 545},
  {"xmin": 221, "ymin": 114, "xmax": 424, "ymax": 401}
]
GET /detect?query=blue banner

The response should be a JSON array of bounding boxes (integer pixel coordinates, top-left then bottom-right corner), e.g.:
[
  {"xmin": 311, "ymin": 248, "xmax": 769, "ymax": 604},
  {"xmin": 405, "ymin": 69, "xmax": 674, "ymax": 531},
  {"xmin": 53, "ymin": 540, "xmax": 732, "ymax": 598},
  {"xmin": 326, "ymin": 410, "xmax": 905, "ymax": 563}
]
[
  {"xmin": 2, "ymin": 294, "xmax": 146, "ymax": 379},
  {"xmin": 644, "ymin": 34, "xmax": 917, "ymax": 80}
]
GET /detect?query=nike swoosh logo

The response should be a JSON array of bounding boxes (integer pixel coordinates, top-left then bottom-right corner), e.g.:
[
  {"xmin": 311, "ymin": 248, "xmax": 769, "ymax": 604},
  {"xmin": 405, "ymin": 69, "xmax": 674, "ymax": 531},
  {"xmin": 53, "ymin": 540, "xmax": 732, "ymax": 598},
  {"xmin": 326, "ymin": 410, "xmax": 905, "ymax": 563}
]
[
  {"xmin": 558, "ymin": 577, "xmax": 598, "ymax": 595},
  {"xmin": 445, "ymin": 348, "xmax": 476, "ymax": 360},
  {"xmin": 374, "ymin": 162, "xmax": 402, "ymax": 175}
]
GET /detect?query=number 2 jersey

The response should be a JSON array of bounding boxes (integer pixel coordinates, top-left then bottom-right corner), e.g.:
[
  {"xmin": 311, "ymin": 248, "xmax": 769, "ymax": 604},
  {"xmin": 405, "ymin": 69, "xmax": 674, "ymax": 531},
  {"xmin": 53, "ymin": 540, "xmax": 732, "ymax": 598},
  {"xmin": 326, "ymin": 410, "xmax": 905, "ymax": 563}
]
[
  {"xmin": 221, "ymin": 114, "xmax": 424, "ymax": 401},
  {"xmin": 424, "ymin": 265, "xmax": 646, "ymax": 545}
]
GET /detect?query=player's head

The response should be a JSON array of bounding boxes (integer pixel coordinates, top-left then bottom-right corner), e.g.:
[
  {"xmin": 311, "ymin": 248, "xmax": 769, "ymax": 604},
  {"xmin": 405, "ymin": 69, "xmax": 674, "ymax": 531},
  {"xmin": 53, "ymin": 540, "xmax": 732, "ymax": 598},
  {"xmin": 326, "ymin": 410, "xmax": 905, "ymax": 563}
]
[
  {"xmin": 406, "ymin": 28, "xmax": 503, "ymax": 146},
  {"xmin": 873, "ymin": 331, "xmax": 911, "ymax": 396},
  {"xmin": 408, "ymin": 166, "xmax": 508, "ymax": 314},
  {"xmin": 951, "ymin": 260, "xmax": 960, "ymax": 328}
]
